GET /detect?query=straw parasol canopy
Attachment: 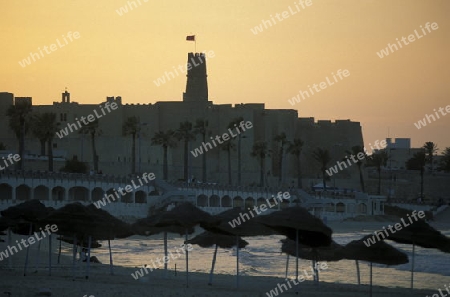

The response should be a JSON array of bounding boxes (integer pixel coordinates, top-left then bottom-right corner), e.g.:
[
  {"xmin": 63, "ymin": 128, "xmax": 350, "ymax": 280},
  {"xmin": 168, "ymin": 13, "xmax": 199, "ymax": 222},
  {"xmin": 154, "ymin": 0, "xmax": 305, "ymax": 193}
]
[
  {"xmin": 132, "ymin": 214, "xmax": 194, "ymax": 236},
  {"xmin": 151, "ymin": 202, "xmax": 216, "ymax": 288},
  {"xmin": 344, "ymin": 236, "xmax": 409, "ymax": 265},
  {"xmin": 1, "ymin": 200, "xmax": 55, "ymax": 275},
  {"xmin": 257, "ymin": 207, "xmax": 332, "ymax": 248},
  {"xmin": 385, "ymin": 219, "xmax": 450, "ymax": 289},
  {"xmin": 187, "ymin": 231, "xmax": 249, "ymax": 285},
  {"xmin": 40, "ymin": 202, "xmax": 132, "ymax": 279},
  {"xmin": 344, "ymin": 235, "xmax": 409, "ymax": 297},
  {"xmin": 1, "ymin": 199, "xmax": 54, "ymax": 223},
  {"xmin": 153, "ymin": 202, "xmax": 216, "ymax": 229},
  {"xmin": 187, "ymin": 231, "xmax": 248, "ymax": 249},
  {"xmin": 386, "ymin": 219, "xmax": 450, "ymax": 252},
  {"xmin": 281, "ymin": 238, "xmax": 344, "ymax": 283},
  {"xmin": 132, "ymin": 212, "xmax": 195, "ymax": 279},
  {"xmin": 256, "ymin": 206, "xmax": 332, "ymax": 291},
  {"xmin": 200, "ymin": 207, "xmax": 276, "ymax": 237},
  {"xmin": 200, "ymin": 207, "xmax": 277, "ymax": 288}
]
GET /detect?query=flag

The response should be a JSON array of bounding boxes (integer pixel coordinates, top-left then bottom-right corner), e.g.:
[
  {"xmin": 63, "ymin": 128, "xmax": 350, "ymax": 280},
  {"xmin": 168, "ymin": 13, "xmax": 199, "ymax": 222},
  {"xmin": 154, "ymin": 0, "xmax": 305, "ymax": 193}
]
[{"xmin": 186, "ymin": 35, "xmax": 195, "ymax": 41}]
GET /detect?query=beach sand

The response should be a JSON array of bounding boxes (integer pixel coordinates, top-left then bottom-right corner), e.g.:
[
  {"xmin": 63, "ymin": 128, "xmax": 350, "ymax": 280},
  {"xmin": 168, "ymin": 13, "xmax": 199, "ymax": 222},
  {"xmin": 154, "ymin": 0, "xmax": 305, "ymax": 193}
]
[{"xmin": 0, "ymin": 263, "xmax": 442, "ymax": 297}]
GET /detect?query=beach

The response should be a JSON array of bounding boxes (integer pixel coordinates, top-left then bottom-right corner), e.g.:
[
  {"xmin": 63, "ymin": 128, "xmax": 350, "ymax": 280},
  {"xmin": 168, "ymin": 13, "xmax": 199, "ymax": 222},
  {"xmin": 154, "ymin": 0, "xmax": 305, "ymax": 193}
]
[{"xmin": 0, "ymin": 214, "xmax": 449, "ymax": 297}]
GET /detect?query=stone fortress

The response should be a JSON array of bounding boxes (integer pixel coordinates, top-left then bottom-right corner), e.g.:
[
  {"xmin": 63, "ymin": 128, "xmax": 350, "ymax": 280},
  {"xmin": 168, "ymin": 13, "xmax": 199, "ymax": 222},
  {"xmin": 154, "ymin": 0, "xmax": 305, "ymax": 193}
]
[{"xmin": 0, "ymin": 52, "xmax": 364, "ymax": 189}]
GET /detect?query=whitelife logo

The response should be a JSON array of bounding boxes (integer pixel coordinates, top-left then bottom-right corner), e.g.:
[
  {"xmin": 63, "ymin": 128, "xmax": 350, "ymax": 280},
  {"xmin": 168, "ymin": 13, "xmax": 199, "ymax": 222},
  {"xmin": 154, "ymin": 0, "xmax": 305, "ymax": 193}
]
[
  {"xmin": 0, "ymin": 224, "xmax": 58, "ymax": 261},
  {"xmin": 250, "ymin": 0, "xmax": 313, "ymax": 35},
  {"xmin": 190, "ymin": 120, "xmax": 253, "ymax": 158},
  {"xmin": 55, "ymin": 101, "xmax": 118, "ymax": 139},
  {"xmin": 325, "ymin": 139, "xmax": 387, "ymax": 177},
  {"xmin": 153, "ymin": 51, "xmax": 215, "ymax": 87},
  {"xmin": 228, "ymin": 192, "xmax": 291, "ymax": 228},
  {"xmin": 376, "ymin": 22, "xmax": 439, "ymax": 59},
  {"xmin": 131, "ymin": 243, "xmax": 193, "ymax": 280},
  {"xmin": 115, "ymin": 0, "xmax": 149, "ymax": 16},
  {"xmin": 414, "ymin": 104, "xmax": 450, "ymax": 130},
  {"xmin": 93, "ymin": 173, "xmax": 155, "ymax": 209},
  {"xmin": 363, "ymin": 211, "xmax": 425, "ymax": 247},
  {"xmin": 0, "ymin": 154, "xmax": 21, "ymax": 171},
  {"xmin": 288, "ymin": 69, "xmax": 350, "ymax": 106},
  {"xmin": 18, "ymin": 31, "xmax": 81, "ymax": 68}
]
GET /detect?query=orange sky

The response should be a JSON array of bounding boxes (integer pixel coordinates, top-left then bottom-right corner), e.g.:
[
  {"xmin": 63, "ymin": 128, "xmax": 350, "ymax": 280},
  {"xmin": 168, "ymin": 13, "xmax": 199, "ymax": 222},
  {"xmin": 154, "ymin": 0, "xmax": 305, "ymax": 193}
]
[{"xmin": 2, "ymin": 0, "xmax": 449, "ymax": 152}]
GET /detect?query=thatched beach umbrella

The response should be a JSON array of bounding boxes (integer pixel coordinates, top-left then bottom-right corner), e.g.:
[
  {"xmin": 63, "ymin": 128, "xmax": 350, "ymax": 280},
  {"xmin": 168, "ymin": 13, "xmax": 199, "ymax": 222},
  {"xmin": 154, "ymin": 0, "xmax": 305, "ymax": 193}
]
[
  {"xmin": 152, "ymin": 202, "xmax": 215, "ymax": 288},
  {"xmin": 187, "ymin": 231, "xmax": 249, "ymax": 285},
  {"xmin": 132, "ymin": 214, "xmax": 195, "ymax": 278},
  {"xmin": 40, "ymin": 202, "xmax": 132, "ymax": 279},
  {"xmin": 281, "ymin": 238, "xmax": 344, "ymax": 282},
  {"xmin": 86, "ymin": 204, "xmax": 133, "ymax": 275},
  {"xmin": 1, "ymin": 200, "xmax": 54, "ymax": 275},
  {"xmin": 256, "ymin": 206, "xmax": 332, "ymax": 288},
  {"xmin": 385, "ymin": 219, "xmax": 450, "ymax": 289},
  {"xmin": 200, "ymin": 207, "xmax": 276, "ymax": 288},
  {"xmin": 344, "ymin": 235, "xmax": 409, "ymax": 297}
]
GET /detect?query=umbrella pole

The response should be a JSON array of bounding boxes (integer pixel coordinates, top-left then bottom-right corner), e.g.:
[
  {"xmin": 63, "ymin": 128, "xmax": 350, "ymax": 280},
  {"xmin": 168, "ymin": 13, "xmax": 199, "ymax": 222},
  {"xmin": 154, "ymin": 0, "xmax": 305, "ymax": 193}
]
[
  {"xmin": 34, "ymin": 239, "xmax": 41, "ymax": 273},
  {"xmin": 411, "ymin": 242, "xmax": 415, "ymax": 290},
  {"xmin": 164, "ymin": 232, "xmax": 168, "ymax": 279},
  {"xmin": 185, "ymin": 229, "xmax": 189, "ymax": 288},
  {"xmin": 48, "ymin": 234, "xmax": 52, "ymax": 276},
  {"xmin": 355, "ymin": 260, "xmax": 361, "ymax": 286},
  {"xmin": 285, "ymin": 254, "xmax": 289, "ymax": 279},
  {"xmin": 23, "ymin": 223, "xmax": 32, "ymax": 276},
  {"xmin": 370, "ymin": 262, "xmax": 373, "ymax": 297},
  {"xmin": 86, "ymin": 235, "xmax": 91, "ymax": 280},
  {"xmin": 58, "ymin": 237, "xmax": 62, "ymax": 264},
  {"xmin": 72, "ymin": 235, "xmax": 77, "ymax": 281},
  {"xmin": 236, "ymin": 235, "xmax": 240, "ymax": 289},
  {"xmin": 108, "ymin": 239, "xmax": 114, "ymax": 275},
  {"xmin": 208, "ymin": 244, "xmax": 218, "ymax": 286},
  {"xmin": 295, "ymin": 229, "xmax": 299, "ymax": 294},
  {"xmin": 7, "ymin": 227, "xmax": 12, "ymax": 268}
]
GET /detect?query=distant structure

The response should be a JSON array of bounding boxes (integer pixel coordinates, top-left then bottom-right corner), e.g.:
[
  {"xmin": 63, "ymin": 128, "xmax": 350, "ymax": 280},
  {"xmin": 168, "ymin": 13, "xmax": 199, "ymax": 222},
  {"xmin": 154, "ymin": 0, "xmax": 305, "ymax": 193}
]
[
  {"xmin": 183, "ymin": 53, "xmax": 208, "ymax": 102},
  {"xmin": 386, "ymin": 138, "xmax": 411, "ymax": 149},
  {"xmin": 0, "ymin": 52, "xmax": 364, "ymax": 187}
]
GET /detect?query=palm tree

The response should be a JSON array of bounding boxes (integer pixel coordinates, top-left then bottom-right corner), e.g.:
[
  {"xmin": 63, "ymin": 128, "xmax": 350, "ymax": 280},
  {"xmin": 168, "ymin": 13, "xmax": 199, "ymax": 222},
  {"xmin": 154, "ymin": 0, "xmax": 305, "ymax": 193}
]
[
  {"xmin": 221, "ymin": 140, "xmax": 235, "ymax": 185},
  {"xmin": 422, "ymin": 142, "xmax": 438, "ymax": 173},
  {"xmin": 251, "ymin": 141, "xmax": 268, "ymax": 187},
  {"xmin": 406, "ymin": 151, "xmax": 426, "ymax": 199},
  {"xmin": 31, "ymin": 113, "xmax": 59, "ymax": 171},
  {"xmin": 286, "ymin": 138, "xmax": 304, "ymax": 189},
  {"xmin": 175, "ymin": 121, "xmax": 196, "ymax": 181},
  {"xmin": 6, "ymin": 101, "xmax": 32, "ymax": 170},
  {"xmin": 345, "ymin": 145, "xmax": 367, "ymax": 192},
  {"xmin": 79, "ymin": 119, "xmax": 101, "ymax": 172},
  {"xmin": 193, "ymin": 119, "xmax": 209, "ymax": 182},
  {"xmin": 439, "ymin": 147, "xmax": 450, "ymax": 172},
  {"xmin": 41, "ymin": 113, "xmax": 59, "ymax": 171},
  {"xmin": 274, "ymin": 132, "xmax": 288, "ymax": 185},
  {"xmin": 366, "ymin": 150, "xmax": 388, "ymax": 195},
  {"xmin": 312, "ymin": 148, "xmax": 331, "ymax": 191},
  {"xmin": 122, "ymin": 116, "xmax": 140, "ymax": 174},
  {"xmin": 228, "ymin": 117, "xmax": 244, "ymax": 185},
  {"xmin": 31, "ymin": 114, "xmax": 48, "ymax": 156},
  {"xmin": 151, "ymin": 130, "xmax": 176, "ymax": 180}
]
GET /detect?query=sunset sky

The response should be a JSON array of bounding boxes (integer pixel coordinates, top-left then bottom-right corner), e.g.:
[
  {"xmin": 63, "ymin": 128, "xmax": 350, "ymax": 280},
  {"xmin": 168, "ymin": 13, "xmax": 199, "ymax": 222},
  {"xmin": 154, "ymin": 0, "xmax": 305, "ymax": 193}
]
[{"xmin": 2, "ymin": 0, "xmax": 449, "ymax": 152}]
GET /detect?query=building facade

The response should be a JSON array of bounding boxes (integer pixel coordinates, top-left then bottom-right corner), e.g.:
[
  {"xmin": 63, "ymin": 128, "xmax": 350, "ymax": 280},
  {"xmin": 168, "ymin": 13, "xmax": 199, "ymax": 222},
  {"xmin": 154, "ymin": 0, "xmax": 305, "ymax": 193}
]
[{"xmin": 0, "ymin": 52, "xmax": 364, "ymax": 187}]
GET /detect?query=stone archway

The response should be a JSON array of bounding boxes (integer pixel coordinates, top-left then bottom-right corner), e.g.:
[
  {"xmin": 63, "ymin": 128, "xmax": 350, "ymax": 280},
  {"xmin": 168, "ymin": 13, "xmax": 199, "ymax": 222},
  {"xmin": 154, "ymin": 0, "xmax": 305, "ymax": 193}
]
[
  {"xmin": 16, "ymin": 185, "xmax": 31, "ymax": 201},
  {"xmin": 0, "ymin": 184, "xmax": 13, "ymax": 200}
]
